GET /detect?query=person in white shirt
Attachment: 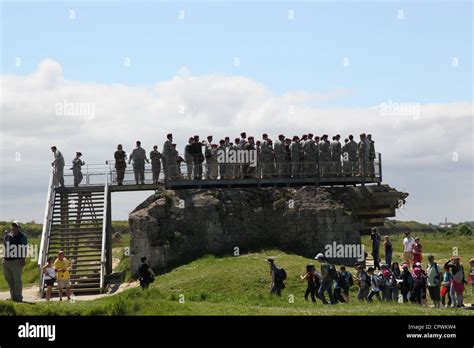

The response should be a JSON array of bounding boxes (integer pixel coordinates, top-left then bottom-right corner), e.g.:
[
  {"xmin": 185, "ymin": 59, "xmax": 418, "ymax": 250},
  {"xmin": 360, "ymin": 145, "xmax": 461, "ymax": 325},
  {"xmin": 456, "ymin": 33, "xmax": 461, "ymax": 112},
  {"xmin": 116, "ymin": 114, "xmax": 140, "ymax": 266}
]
[
  {"xmin": 42, "ymin": 256, "xmax": 56, "ymax": 301},
  {"xmin": 402, "ymin": 231, "xmax": 415, "ymax": 268}
]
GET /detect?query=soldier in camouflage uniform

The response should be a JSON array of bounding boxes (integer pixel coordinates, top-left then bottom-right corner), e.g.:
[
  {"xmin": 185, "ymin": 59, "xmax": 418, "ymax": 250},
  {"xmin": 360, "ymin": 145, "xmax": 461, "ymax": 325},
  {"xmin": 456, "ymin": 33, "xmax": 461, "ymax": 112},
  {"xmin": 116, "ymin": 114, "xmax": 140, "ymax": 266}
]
[
  {"xmin": 314, "ymin": 136, "xmax": 321, "ymax": 175},
  {"xmin": 204, "ymin": 135, "xmax": 213, "ymax": 179},
  {"xmin": 274, "ymin": 134, "xmax": 286, "ymax": 178},
  {"xmin": 162, "ymin": 134, "xmax": 173, "ymax": 180},
  {"xmin": 305, "ymin": 133, "xmax": 317, "ymax": 176},
  {"xmin": 150, "ymin": 145, "xmax": 163, "ymax": 183},
  {"xmin": 289, "ymin": 136, "xmax": 300, "ymax": 177},
  {"xmin": 51, "ymin": 146, "xmax": 65, "ymax": 188},
  {"xmin": 114, "ymin": 144, "xmax": 127, "ymax": 185},
  {"xmin": 261, "ymin": 134, "xmax": 274, "ymax": 178},
  {"xmin": 168, "ymin": 144, "xmax": 179, "ymax": 179},
  {"xmin": 129, "ymin": 141, "xmax": 149, "ymax": 185},
  {"xmin": 367, "ymin": 134, "xmax": 376, "ymax": 177},
  {"xmin": 331, "ymin": 134, "xmax": 342, "ymax": 175},
  {"xmin": 357, "ymin": 133, "xmax": 369, "ymax": 176},
  {"xmin": 346, "ymin": 134, "xmax": 358, "ymax": 176},
  {"xmin": 319, "ymin": 135, "xmax": 331, "ymax": 176},
  {"xmin": 71, "ymin": 152, "xmax": 85, "ymax": 187},
  {"xmin": 184, "ymin": 137, "xmax": 194, "ymax": 180}
]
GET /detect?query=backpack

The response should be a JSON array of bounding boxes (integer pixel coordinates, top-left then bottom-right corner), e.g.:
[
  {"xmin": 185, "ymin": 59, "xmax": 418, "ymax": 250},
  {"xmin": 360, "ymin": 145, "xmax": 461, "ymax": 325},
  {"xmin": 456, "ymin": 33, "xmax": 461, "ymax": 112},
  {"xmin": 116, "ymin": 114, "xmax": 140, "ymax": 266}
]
[
  {"xmin": 328, "ymin": 264, "xmax": 338, "ymax": 280},
  {"xmin": 278, "ymin": 267, "xmax": 287, "ymax": 281},
  {"xmin": 374, "ymin": 274, "xmax": 384, "ymax": 288}
]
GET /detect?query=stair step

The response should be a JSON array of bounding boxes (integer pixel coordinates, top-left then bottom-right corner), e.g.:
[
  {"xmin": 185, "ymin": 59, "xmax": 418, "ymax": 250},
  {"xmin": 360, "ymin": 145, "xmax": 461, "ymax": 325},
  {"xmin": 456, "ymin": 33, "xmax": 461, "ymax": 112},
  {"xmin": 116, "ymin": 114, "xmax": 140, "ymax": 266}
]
[
  {"xmin": 49, "ymin": 237, "xmax": 102, "ymax": 241},
  {"xmin": 50, "ymin": 228, "xmax": 102, "ymax": 233},
  {"xmin": 49, "ymin": 235, "xmax": 101, "ymax": 240},
  {"xmin": 49, "ymin": 283, "xmax": 101, "ymax": 289}
]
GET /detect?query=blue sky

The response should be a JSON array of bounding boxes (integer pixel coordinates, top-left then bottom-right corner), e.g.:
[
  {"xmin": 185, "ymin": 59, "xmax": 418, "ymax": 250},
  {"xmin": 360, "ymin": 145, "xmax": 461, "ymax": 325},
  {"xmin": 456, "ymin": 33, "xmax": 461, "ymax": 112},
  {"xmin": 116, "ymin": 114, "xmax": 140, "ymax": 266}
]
[{"xmin": 2, "ymin": 1, "xmax": 472, "ymax": 106}]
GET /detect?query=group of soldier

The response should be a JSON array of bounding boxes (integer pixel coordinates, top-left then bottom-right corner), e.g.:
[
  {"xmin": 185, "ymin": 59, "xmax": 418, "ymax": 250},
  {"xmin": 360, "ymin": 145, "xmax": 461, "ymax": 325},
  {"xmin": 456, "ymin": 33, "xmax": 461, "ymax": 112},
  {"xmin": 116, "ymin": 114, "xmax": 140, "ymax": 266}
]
[
  {"xmin": 50, "ymin": 132, "xmax": 376, "ymax": 187},
  {"xmin": 112, "ymin": 132, "xmax": 376, "ymax": 185}
]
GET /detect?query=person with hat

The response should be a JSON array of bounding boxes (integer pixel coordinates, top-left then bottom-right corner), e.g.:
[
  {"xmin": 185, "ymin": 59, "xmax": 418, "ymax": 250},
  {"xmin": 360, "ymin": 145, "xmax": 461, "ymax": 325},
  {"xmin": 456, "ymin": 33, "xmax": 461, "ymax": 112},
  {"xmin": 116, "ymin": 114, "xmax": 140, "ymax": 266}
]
[
  {"xmin": 51, "ymin": 146, "xmax": 65, "ymax": 188},
  {"xmin": 129, "ymin": 140, "xmax": 150, "ymax": 185},
  {"xmin": 444, "ymin": 256, "xmax": 466, "ymax": 308},
  {"xmin": 426, "ymin": 254, "xmax": 441, "ymax": 308},
  {"xmin": 367, "ymin": 134, "xmax": 376, "ymax": 177},
  {"xmin": 2, "ymin": 221, "xmax": 28, "ymax": 302},
  {"xmin": 402, "ymin": 231, "xmax": 415, "ymax": 268},
  {"xmin": 267, "ymin": 258, "xmax": 285, "ymax": 296},
  {"xmin": 150, "ymin": 145, "xmax": 163, "ymax": 184},
  {"xmin": 71, "ymin": 151, "xmax": 85, "ymax": 187},
  {"xmin": 315, "ymin": 253, "xmax": 336, "ymax": 304},
  {"xmin": 114, "ymin": 144, "xmax": 127, "ymax": 185},
  {"xmin": 345, "ymin": 135, "xmax": 358, "ymax": 176},
  {"xmin": 54, "ymin": 251, "xmax": 72, "ymax": 301}
]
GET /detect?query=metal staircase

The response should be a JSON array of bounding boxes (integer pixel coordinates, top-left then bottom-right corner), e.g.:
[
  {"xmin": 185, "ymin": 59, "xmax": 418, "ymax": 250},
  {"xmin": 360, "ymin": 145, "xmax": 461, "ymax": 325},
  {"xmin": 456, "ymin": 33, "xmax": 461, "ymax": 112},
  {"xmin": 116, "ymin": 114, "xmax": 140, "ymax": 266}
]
[{"xmin": 39, "ymin": 166, "xmax": 111, "ymax": 296}]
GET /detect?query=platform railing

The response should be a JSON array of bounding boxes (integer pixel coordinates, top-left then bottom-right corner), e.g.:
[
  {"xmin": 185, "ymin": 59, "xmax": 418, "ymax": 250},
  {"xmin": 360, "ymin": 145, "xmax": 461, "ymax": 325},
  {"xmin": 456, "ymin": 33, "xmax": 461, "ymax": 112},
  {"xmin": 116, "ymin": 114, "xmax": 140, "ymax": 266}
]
[{"xmin": 58, "ymin": 153, "xmax": 381, "ymax": 187}]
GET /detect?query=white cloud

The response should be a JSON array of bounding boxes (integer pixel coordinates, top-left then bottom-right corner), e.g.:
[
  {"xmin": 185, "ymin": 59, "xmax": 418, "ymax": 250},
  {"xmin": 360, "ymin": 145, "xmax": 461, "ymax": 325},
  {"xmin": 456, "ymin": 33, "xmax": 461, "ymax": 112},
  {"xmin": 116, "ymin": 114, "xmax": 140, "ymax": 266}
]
[{"xmin": 0, "ymin": 59, "xmax": 473, "ymax": 222}]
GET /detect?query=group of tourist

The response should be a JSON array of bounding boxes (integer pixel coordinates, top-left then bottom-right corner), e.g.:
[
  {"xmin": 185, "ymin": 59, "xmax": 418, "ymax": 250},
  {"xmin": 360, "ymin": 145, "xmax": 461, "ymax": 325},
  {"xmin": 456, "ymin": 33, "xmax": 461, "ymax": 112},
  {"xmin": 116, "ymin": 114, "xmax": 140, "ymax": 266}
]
[
  {"xmin": 49, "ymin": 132, "xmax": 377, "ymax": 187},
  {"xmin": 268, "ymin": 229, "xmax": 473, "ymax": 308}
]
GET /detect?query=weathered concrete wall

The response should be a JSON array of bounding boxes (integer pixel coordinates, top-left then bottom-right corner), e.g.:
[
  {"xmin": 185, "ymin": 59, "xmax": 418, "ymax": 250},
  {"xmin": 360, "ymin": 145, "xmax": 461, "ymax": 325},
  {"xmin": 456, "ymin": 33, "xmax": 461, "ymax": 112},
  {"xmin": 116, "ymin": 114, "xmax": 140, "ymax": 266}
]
[{"xmin": 128, "ymin": 185, "xmax": 407, "ymax": 275}]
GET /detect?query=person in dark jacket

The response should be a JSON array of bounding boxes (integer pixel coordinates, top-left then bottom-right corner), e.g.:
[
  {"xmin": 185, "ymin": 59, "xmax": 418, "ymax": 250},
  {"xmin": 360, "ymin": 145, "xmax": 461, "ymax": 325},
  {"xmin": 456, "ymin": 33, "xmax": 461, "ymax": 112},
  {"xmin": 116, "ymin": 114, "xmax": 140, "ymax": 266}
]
[
  {"xmin": 138, "ymin": 256, "xmax": 155, "ymax": 290},
  {"xmin": 189, "ymin": 135, "xmax": 205, "ymax": 180},
  {"xmin": 268, "ymin": 258, "xmax": 285, "ymax": 296}
]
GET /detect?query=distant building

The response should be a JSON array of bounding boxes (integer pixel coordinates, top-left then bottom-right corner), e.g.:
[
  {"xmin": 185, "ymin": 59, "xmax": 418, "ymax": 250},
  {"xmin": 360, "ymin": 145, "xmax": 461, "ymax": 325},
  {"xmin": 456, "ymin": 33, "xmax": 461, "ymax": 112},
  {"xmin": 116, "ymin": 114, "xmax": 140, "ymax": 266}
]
[{"xmin": 438, "ymin": 217, "xmax": 454, "ymax": 229}]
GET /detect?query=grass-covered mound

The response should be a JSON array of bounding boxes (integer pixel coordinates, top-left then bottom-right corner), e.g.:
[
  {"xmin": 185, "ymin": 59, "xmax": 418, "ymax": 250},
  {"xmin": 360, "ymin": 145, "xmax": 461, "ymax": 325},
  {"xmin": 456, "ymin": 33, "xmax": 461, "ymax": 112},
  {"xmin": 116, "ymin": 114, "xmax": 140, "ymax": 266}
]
[{"xmin": 1, "ymin": 246, "xmax": 473, "ymax": 316}]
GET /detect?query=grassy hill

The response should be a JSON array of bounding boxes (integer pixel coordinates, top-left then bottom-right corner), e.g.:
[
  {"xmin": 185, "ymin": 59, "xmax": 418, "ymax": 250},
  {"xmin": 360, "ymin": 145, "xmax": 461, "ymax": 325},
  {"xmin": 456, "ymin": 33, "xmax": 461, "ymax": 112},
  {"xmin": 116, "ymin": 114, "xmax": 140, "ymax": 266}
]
[
  {"xmin": 1, "ymin": 243, "xmax": 473, "ymax": 316},
  {"xmin": 0, "ymin": 221, "xmax": 472, "ymax": 316}
]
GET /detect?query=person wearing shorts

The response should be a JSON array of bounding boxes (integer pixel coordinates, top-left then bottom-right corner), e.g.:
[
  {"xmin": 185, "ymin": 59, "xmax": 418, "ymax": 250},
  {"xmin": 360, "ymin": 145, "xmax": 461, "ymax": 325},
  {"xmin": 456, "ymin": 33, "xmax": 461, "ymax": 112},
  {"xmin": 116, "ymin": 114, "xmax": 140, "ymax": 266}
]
[
  {"xmin": 42, "ymin": 256, "xmax": 56, "ymax": 301},
  {"xmin": 402, "ymin": 231, "xmax": 415, "ymax": 268},
  {"xmin": 54, "ymin": 251, "xmax": 72, "ymax": 301}
]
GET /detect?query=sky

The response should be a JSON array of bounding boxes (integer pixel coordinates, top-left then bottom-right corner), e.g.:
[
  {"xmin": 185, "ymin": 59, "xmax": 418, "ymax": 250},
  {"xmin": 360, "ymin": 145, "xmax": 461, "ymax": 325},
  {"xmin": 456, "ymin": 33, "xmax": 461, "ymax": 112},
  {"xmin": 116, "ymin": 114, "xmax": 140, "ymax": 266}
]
[{"xmin": 0, "ymin": 0, "xmax": 473, "ymax": 224}]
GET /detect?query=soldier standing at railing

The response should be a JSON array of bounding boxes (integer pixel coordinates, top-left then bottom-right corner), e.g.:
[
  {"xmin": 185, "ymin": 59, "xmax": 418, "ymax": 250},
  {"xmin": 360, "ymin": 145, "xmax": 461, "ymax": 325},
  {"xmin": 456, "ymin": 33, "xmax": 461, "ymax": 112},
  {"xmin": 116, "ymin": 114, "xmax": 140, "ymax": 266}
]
[
  {"xmin": 190, "ymin": 135, "xmax": 204, "ymax": 180},
  {"xmin": 357, "ymin": 133, "xmax": 369, "ymax": 177},
  {"xmin": 71, "ymin": 152, "xmax": 85, "ymax": 187},
  {"xmin": 162, "ymin": 134, "xmax": 173, "ymax": 181},
  {"xmin": 261, "ymin": 134, "xmax": 273, "ymax": 178},
  {"xmin": 204, "ymin": 135, "xmax": 213, "ymax": 179},
  {"xmin": 314, "ymin": 136, "xmax": 321, "ymax": 174},
  {"xmin": 305, "ymin": 133, "xmax": 317, "ymax": 176},
  {"xmin": 273, "ymin": 134, "xmax": 285, "ymax": 178},
  {"xmin": 150, "ymin": 145, "xmax": 163, "ymax": 184},
  {"xmin": 232, "ymin": 138, "xmax": 240, "ymax": 179},
  {"xmin": 289, "ymin": 136, "xmax": 300, "ymax": 178},
  {"xmin": 319, "ymin": 135, "xmax": 331, "ymax": 176},
  {"xmin": 114, "ymin": 144, "xmax": 127, "ymax": 185},
  {"xmin": 184, "ymin": 137, "xmax": 194, "ymax": 180},
  {"xmin": 129, "ymin": 141, "xmax": 149, "ymax": 185},
  {"xmin": 51, "ymin": 146, "xmax": 65, "ymax": 188},
  {"xmin": 332, "ymin": 134, "xmax": 342, "ymax": 176},
  {"xmin": 367, "ymin": 134, "xmax": 376, "ymax": 177},
  {"xmin": 346, "ymin": 135, "xmax": 358, "ymax": 176},
  {"xmin": 168, "ymin": 144, "xmax": 179, "ymax": 179}
]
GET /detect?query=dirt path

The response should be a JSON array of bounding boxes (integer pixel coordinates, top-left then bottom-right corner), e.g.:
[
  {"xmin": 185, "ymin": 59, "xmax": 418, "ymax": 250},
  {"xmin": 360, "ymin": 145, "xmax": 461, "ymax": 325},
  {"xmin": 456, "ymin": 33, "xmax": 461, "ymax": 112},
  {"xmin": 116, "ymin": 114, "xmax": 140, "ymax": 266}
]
[{"xmin": 0, "ymin": 281, "xmax": 139, "ymax": 303}]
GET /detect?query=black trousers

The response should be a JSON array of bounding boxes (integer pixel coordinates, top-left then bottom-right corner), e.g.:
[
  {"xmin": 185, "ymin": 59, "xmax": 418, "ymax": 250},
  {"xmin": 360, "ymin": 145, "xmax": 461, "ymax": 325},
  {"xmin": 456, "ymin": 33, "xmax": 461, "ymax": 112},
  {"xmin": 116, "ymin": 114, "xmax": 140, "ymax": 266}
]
[{"xmin": 304, "ymin": 284, "xmax": 317, "ymax": 302}]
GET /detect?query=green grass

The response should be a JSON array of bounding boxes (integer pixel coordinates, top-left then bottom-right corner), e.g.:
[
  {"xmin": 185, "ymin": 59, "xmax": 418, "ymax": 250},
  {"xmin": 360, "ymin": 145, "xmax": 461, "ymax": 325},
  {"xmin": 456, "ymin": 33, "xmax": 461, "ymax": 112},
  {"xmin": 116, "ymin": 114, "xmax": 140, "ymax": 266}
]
[
  {"xmin": 1, "ymin": 247, "xmax": 473, "ymax": 316},
  {"xmin": 1, "ymin": 228, "xmax": 472, "ymax": 315}
]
